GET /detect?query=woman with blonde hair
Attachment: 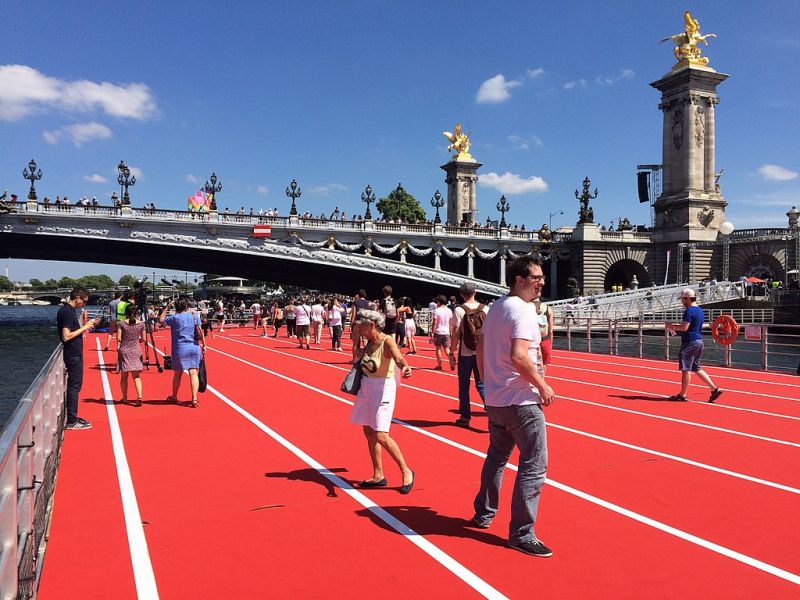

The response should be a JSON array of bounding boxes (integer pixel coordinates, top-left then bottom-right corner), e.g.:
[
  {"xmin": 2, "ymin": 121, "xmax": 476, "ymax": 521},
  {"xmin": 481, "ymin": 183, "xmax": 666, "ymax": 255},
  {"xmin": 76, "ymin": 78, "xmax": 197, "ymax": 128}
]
[{"xmin": 350, "ymin": 309, "xmax": 415, "ymax": 493}]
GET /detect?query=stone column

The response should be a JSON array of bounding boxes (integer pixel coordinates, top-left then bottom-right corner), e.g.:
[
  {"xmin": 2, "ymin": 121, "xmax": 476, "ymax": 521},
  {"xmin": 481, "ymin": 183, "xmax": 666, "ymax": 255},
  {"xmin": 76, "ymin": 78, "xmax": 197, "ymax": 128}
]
[
  {"xmin": 440, "ymin": 160, "xmax": 482, "ymax": 226},
  {"xmin": 467, "ymin": 251, "xmax": 475, "ymax": 279},
  {"xmin": 399, "ymin": 248, "xmax": 407, "ymax": 263},
  {"xmin": 499, "ymin": 254, "xmax": 507, "ymax": 287},
  {"xmin": 703, "ymin": 98, "xmax": 717, "ymax": 192},
  {"xmin": 434, "ymin": 250, "xmax": 441, "ymax": 271}
]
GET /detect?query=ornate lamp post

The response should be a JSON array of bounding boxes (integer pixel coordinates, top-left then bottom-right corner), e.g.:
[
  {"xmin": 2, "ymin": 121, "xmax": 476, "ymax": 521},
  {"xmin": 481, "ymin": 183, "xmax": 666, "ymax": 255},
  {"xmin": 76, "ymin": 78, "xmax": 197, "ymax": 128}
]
[
  {"xmin": 496, "ymin": 195, "xmax": 510, "ymax": 228},
  {"xmin": 549, "ymin": 209, "xmax": 563, "ymax": 230},
  {"xmin": 285, "ymin": 179, "xmax": 302, "ymax": 216},
  {"xmin": 719, "ymin": 221, "xmax": 735, "ymax": 281},
  {"xmin": 23, "ymin": 159, "xmax": 43, "ymax": 201},
  {"xmin": 117, "ymin": 160, "xmax": 136, "ymax": 205},
  {"xmin": 431, "ymin": 190, "xmax": 444, "ymax": 224},
  {"xmin": 575, "ymin": 176, "xmax": 598, "ymax": 224},
  {"xmin": 361, "ymin": 184, "xmax": 375, "ymax": 221},
  {"xmin": 204, "ymin": 172, "xmax": 222, "ymax": 211}
]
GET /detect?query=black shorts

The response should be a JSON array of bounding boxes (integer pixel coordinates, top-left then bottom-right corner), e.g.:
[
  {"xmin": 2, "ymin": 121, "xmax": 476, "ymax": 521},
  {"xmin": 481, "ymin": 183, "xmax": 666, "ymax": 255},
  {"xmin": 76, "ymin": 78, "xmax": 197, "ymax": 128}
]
[{"xmin": 383, "ymin": 317, "xmax": 397, "ymax": 334}]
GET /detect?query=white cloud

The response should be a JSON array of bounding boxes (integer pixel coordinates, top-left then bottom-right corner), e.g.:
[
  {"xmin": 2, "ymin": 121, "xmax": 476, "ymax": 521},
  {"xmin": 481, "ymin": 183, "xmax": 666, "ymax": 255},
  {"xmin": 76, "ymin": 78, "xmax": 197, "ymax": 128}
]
[
  {"xmin": 526, "ymin": 67, "xmax": 545, "ymax": 79},
  {"xmin": 479, "ymin": 172, "xmax": 548, "ymax": 194},
  {"xmin": 476, "ymin": 74, "xmax": 522, "ymax": 104},
  {"xmin": 595, "ymin": 68, "xmax": 635, "ymax": 86},
  {"xmin": 0, "ymin": 64, "xmax": 158, "ymax": 121},
  {"xmin": 256, "ymin": 185, "xmax": 269, "ymax": 196},
  {"xmin": 563, "ymin": 78, "xmax": 588, "ymax": 91},
  {"xmin": 758, "ymin": 164, "xmax": 798, "ymax": 181},
  {"xmin": 309, "ymin": 183, "xmax": 348, "ymax": 197},
  {"xmin": 508, "ymin": 134, "xmax": 543, "ymax": 150},
  {"xmin": 83, "ymin": 174, "xmax": 108, "ymax": 183},
  {"xmin": 43, "ymin": 121, "xmax": 112, "ymax": 147},
  {"xmin": 185, "ymin": 174, "xmax": 199, "ymax": 184},
  {"xmin": 128, "ymin": 166, "xmax": 143, "ymax": 180}
]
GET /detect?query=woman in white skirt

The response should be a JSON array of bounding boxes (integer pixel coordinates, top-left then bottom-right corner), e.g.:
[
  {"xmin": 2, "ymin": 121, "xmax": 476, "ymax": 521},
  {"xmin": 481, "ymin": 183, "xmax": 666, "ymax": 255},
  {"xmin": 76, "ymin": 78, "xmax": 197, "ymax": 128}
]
[{"xmin": 349, "ymin": 309, "xmax": 415, "ymax": 493}]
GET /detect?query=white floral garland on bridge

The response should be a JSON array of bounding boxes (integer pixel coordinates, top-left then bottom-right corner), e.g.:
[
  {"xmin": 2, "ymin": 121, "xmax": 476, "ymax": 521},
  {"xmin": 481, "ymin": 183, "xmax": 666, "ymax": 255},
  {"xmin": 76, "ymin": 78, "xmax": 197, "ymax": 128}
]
[
  {"xmin": 371, "ymin": 241, "xmax": 403, "ymax": 254},
  {"xmin": 294, "ymin": 236, "xmax": 329, "ymax": 249},
  {"xmin": 333, "ymin": 239, "xmax": 364, "ymax": 251},
  {"xmin": 440, "ymin": 245, "xmax": 470, "ymax": 259},
  {"xmin": 405, "ymin": 243, "xmax": 434, "ymax": 257},
  {"xmin": 473, "ymin": 247, "xmax": 499, "ymax": 260}
]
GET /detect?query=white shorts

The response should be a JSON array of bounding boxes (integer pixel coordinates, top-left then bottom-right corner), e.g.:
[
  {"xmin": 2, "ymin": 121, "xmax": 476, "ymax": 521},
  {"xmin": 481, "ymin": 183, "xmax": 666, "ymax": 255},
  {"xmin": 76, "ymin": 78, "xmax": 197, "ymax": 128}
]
[
  {"xmin": 349, "ymin": 376, "xmax": 397, "ymax": 432},
  {"xmin": 404, "ymin": 319, "xmax": 416, "ymax": 337}
]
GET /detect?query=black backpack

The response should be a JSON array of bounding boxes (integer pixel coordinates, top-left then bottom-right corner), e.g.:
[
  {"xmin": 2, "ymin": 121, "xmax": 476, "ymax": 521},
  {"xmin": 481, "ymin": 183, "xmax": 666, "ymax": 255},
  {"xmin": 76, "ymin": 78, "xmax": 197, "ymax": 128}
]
[{"xmin": 460, "ymin": 304, "xmax": 486, "ymax": 351}]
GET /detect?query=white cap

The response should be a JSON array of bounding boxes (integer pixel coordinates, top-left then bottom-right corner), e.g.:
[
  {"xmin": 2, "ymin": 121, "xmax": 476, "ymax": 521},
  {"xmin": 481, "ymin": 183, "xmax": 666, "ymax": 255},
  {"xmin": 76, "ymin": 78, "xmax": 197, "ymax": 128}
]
[{"xmin": 680, "ymin": 288, "xmax": 696, "ymax": 299}]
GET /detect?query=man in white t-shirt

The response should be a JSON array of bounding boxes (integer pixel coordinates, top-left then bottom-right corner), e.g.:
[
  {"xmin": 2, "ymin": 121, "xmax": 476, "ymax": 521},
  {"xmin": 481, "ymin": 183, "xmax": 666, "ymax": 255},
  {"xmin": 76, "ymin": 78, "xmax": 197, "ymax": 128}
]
[
  {"xmin": 432, "ymin": 294, "xmax": 455, "ymax": 370},
  {"xmin": 294, "ymin": 297, "xmax": 312, "ymax": 350},
  {"xmin": 310, "ymin": 298, "xmax": 325, "ymax": 344},
  {"xmin": 471, "ymin": 255, "xmax": 555, "ymax": 559},
  {"xmin": 450, "ymin": 282, "xmax": 488, "ymax": 427},
  {"xmin": 250, "ymin": 300, "xmax": 262, "ymax": 331}
]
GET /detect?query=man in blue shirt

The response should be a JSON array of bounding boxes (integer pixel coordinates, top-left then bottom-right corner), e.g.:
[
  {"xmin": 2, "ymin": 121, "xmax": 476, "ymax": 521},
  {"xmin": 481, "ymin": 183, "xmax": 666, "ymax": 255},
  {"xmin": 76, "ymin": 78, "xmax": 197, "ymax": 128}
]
[{"xmin": 665, "ymin": 288, "xmax": 723, "ymax": 402}]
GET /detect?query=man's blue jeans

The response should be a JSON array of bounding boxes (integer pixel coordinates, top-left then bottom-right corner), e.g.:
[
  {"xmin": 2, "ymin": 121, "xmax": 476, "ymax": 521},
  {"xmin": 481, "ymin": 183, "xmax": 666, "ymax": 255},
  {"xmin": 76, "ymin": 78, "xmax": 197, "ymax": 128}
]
[
  {"xmin": 473, "ymin": 404, "xmax": 548, "ymax": 544},
  {"xmin": 457, "ymin": 354, "xmax": 485, "ymax": 420}
]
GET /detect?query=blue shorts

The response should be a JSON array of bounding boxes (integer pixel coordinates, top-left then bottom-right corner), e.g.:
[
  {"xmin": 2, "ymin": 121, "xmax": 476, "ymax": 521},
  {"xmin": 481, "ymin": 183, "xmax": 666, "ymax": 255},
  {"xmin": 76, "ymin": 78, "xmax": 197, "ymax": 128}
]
[{"xmin": 678, "ymin": 339, "xmax": 703, "ymax": 372}]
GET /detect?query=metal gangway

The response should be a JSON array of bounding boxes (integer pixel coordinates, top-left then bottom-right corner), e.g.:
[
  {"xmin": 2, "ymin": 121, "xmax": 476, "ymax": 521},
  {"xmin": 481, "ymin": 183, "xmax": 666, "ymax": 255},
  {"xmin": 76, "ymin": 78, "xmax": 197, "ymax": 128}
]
[{"xmin": 548, "ymin": 280, "xmax": 747, "ymax": 322}]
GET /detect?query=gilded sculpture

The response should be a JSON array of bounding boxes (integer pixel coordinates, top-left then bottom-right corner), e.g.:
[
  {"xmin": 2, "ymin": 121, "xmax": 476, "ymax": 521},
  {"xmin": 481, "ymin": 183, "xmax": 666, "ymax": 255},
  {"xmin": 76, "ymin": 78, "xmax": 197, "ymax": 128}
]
[
  {"xmin": 443, "ymin": 123, "xmax": 474, "ymax": 161},
  {"xmin": 661, "ymin": 10, "xmax": 716, "ymax": 67}
]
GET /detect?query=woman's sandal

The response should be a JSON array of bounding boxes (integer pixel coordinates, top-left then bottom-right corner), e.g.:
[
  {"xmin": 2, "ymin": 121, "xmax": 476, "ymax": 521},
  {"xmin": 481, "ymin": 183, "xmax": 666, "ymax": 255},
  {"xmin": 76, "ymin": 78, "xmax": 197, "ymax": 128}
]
[
  {"xmin": 668, "ymin": 394, "xmax": 687, "ymax": 402},
  {"xmin": 134, "ymin": 398, "xmax": 143, "ymax": 407},
  {"xmin": 166, "ymin": 395, "xmax": 177, "ymax": 404},
  {"xmin": 190, "ymin": 398, "xmax": 199, "ymax": 408}
]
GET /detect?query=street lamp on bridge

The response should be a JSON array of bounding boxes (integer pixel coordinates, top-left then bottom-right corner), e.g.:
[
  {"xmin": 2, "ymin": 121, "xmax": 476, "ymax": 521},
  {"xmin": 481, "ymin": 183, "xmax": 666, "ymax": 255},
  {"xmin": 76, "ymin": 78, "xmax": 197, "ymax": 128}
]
[
  {"xmin": 549, "ymin": 210, "xmax": 563, "ymax": 230},
  {"xmin": 117, "ymin": 161, "xmax": 136, "ymax": 205},
  {"xmin": 431, "ymin": 190, "xmax": 444, "ymax": 224},
  {"xmin": 719, "ymin": 221, "xmax": 735, "ymax": 281},
  {"xmin": 361, "ymin": 184, "xmax": 375, "ymax": 221},
  {"xmin": 496, "ymin": 195, "xmax": 510, "ymax": 228},
  {"xmin": 204, "ymin": 172, "xmax": 222, "ymax": 211},
  {"xmin": 286, "ymin": 179, "xmax": 302, "ymax": 216},
  {"xmin": 23, "ymin": 159, "xmax": 43, "ymax": 201}
]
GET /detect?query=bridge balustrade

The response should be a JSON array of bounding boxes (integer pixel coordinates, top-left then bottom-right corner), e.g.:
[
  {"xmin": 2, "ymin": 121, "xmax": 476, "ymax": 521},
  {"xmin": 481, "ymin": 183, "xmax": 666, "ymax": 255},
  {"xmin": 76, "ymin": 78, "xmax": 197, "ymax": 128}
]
[{"xmin": 0, "ymin": 345, "xmax": 65, "ymax": 600}]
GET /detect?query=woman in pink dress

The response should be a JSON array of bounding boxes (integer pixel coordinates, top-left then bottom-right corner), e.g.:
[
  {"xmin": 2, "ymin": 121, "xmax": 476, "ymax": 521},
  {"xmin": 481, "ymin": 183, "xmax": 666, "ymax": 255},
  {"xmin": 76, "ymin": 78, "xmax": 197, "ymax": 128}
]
[{"xmin": 117, "ymin": 304, "xmax": 146, "ymax": 406}]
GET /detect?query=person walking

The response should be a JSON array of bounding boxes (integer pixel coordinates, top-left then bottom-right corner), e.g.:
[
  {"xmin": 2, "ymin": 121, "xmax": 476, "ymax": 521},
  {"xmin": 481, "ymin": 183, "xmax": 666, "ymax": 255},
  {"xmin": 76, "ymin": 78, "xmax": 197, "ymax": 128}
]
[
  {"xmin": 432, "ymin": 295, "xmax": 456, "ymax": 371},
  {"xmin": 532, "ymin": 297, "xmax": 553, "ymax": 372},
  {"xmin": 58, "ymin": 288, "xmax": 100, "ymax": 430},
  {"xmin": 284, "ymin": 299, "xmax": 297, "ymax": 338},
  {"xmin": 294, "ymin": 296, "xmax": 312, "ymax": 349},
  {"xmin": 665, "ymin": 288, "xmax": 724, "ymax": 402},
  {"xmin": 472, "ymin": 255, "xmax": 556, "ymax": 558},
  {"xmin": 379, "ymin": 286, "xmax": 399, "ymax": 342},
  {"xmin": 117, "ymin": 304, "xmax": 146, "ymax": 407},
  {"xmin": 310, "ymin": 297, "xmax": 325, "ymax": 344},
  {"xmin": 450, "ymin": 283, "xmax": 487, "ymax": 427},
  {"xmin": 103, "ymin": 290, "xmax": 123, "ymax": 352},
  {"xmin": 349, "ymin": 289, "xmax": 370, "ymax": 361},
  {"xmin": 349, "ymin": 309, "xmax": 414, "ymax": 493},
  {"xmin": 250, "ymin": 299, "xmax": 262, "ymax": 330},
  {"xmin": 327, "ymin": 298, "xmax": 346, "ymax": 351},
  {"xmin": 159, "ymin": 298, "xmax": 206, "ymax": 407},
  {"xmin": 271, "ymin": 302, "xmax": 284, "ymax": 337},
  {"xmin": 398, "ymin": 298, "xmax": 418, "ymax": 355}
]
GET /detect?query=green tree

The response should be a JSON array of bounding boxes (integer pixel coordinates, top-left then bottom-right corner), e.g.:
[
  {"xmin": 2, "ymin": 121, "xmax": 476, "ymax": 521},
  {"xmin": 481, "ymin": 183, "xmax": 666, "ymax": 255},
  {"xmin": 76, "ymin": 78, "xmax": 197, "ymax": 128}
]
[
  {"xmin": 58, "ymin": 277, "xmax": 77, "ymax": 289},
  {"xmin": 29, "ymin": 278, "xmax": 45, "ymax": 289},
  {"xmin": 0, "ymin": 275, "xmax": 12, "ymax": 291},
  {"xmin": 118, "ymin": 274, "xmax": 137, "ymax": 288},
  {"xmin": 44, "ymin": 278, "xmax": 59, "ymax": 289},
  {"xmin": 78, "ymin": 274, "xmax": 115, "ymax": 289},
  {"xmin": 376, "ymin": 184, "xmax": 426, "ymax": 224}
]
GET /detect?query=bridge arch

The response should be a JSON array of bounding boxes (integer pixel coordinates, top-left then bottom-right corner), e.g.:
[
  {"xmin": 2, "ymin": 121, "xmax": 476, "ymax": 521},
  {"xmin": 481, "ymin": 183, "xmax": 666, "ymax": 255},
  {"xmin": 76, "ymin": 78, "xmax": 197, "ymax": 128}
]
[{"xmin": 601, "ymin": 248, "xmax": 652, "ymax": 291}]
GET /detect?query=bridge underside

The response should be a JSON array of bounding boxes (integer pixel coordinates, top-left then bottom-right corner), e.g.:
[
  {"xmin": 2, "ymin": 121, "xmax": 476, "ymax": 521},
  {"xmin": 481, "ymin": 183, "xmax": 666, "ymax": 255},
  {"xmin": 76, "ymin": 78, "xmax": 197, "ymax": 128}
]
[{"xmin": 1, "ymin": 233, "xmax": 498, "ymax": 300}]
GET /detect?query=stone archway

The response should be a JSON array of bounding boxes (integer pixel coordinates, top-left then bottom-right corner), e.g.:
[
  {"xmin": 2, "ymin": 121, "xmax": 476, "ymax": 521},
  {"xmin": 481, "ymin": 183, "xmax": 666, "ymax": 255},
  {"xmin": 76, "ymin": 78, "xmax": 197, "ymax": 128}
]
[
  {"xmin": 604, "ymin": 258, "xmax": 651, "ymax": 291},
  {"xmin": 745, "ymin": 254, "xmax": 784, "ymax": 280}
]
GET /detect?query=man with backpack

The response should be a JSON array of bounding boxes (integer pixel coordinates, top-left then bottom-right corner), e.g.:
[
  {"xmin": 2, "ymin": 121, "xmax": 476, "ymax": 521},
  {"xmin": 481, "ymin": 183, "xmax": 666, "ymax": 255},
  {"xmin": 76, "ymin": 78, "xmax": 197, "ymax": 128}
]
[
  {"xmin": 380, "ymin": 285, "xmax": 398, "ymax": 342},
  {"xmin": 451, "ymin": 282, "xmax": 488, "ymax": 427}
]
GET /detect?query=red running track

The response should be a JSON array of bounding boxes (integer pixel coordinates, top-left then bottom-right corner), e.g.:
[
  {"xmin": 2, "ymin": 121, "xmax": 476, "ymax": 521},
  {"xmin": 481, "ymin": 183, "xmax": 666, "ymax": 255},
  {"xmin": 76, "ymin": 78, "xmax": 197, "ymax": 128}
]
[{"xmin": 38, "ymin": 327, "xmax": 800, "ymax": 599}]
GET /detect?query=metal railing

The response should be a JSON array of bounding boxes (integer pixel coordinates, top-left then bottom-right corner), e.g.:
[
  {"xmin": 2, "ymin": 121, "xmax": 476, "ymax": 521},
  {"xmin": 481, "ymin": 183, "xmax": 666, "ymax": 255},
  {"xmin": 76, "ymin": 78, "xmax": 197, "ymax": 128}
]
[
  {"xmin": 0, "ymin": 345, "xmax": 65, "ymax": 599},
  {"xmin": 554, "ymin": 316, "xmax": 800, "ymax": 374}
]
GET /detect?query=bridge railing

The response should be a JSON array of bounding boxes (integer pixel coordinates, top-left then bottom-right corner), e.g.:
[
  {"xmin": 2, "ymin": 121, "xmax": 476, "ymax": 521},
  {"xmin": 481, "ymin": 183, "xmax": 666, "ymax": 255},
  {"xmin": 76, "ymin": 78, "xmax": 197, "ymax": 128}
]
[
  {"xmin": 554, "ymin": 317, "xmax": 798, "ymax": 374},
  {"xmin": 0, "ymin": 344, "xmax": 65, "ymax": 600}
]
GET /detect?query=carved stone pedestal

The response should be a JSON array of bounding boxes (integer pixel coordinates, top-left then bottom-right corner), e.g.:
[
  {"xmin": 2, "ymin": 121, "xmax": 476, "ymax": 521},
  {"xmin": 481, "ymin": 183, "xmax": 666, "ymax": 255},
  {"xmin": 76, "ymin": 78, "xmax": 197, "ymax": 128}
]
[{"xmin": 440, "ymin": 159, "xmax": 482, "ymax": 226}]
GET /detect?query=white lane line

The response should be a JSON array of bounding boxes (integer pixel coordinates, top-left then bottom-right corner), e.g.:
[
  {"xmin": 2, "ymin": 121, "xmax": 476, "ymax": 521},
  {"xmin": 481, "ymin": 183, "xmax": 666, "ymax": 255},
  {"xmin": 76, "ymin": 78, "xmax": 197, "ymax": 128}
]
[
  {"xmin": 546, "ymin": 372, "xmax": 800, "ymax": 421},
  {"xmin": 226, "ymin": 334, "xmax": 800, "ymax": 451},
  {"xmin": 95, "ymin": 340, "xmax": 160, "ymax": 600},
  {"xmin": 205, "ymin": 382, "xmax": 508, "ymax": 600},
  {"xmin": 206, "ymin": 344, "xmax": 800, "ymax": 587},
  {"xmin": 552, "ymin": 352, "xmax": 800, "ymax": 389},
  {"xmin": 223, "ymin": 336, "xmax": 800, "ymax": 494}
]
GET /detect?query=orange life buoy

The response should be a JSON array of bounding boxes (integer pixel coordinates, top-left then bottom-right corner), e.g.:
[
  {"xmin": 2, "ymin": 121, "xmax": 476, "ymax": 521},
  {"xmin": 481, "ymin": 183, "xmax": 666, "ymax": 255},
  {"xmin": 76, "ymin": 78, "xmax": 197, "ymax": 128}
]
[{"xmin": 711, "ymin": 315, "xmax": 739, "ymax": 346}]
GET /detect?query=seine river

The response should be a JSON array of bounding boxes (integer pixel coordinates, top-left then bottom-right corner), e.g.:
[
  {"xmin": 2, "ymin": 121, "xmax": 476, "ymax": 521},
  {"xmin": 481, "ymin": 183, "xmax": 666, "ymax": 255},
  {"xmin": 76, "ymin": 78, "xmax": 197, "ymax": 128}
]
[{"xmin": 0, "ymin": 305, "xmax": 61, "ymax": 427}]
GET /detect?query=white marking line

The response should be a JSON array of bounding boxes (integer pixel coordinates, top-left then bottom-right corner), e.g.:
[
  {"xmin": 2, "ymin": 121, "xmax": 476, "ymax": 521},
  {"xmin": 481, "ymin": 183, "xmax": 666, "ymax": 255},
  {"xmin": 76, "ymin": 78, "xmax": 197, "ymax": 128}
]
[
  {"xmin": 220, "ymin": 336, "xmax": 800, "ymax": 495},
  {"xmin": 547, "ymin": 371, "xmax": 800, "ymax": 422},
  {"xmin": 95, "ymin": 340, "xmax": 160, "ymax": 600},
  {"xmin": 206, "ymin": 344, "xmax": 800, "ymax": 587},
  {"xmin": 205, "ymin": 382, "xmax": 508, "ymax": 600},
  {"xmin": 553, "ymin": 352, "xmax": 800, "ymax": 389},
  {"xmin": 229, "ymin": 334, "xmax": 800, "ymax": 449}
]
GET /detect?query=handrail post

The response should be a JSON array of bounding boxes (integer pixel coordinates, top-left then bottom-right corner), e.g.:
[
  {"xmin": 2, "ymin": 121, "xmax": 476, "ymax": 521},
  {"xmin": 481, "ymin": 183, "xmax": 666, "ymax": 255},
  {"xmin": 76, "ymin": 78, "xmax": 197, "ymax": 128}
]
[
  {"xmin": 566, "ymin": 317, "xmax": 572, "ymax": 351},
  {"xmin": 586, "ymin": 315, "xmax": 592, "ymax": 353},
  {"xmin": 608, "ymin": 320, "xmax": 614, "ymax": 354},
  {"xmin": 761, "ymin": 325, "xmax": 768, "ymax": 370},
  {"xmin": 638, "ymin": 317, "xmax": 644, "ymax": 358},
  {"xmin": 664, "ymin": 328, "xmax": 670, "ymax": 361}
]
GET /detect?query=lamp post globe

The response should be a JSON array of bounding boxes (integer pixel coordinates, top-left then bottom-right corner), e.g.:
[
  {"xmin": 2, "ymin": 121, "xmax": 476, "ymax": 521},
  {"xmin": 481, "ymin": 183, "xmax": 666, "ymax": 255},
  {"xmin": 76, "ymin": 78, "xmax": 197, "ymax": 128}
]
[
  {"xmin": 23, "ymin": 159, "xmax": 43, "ymax": 201},
  {"xmin": 285, "ymin": 179, "xmax": 302, "ymax": 216},
  {"xmin": 204, "ymin": 172, "xmax": 223, "ymax": 211},
  {"xmin": 496, "ymin": 195, "xmax": 510, "ymax": 228},
  {"xmin": 361, "ymin": 184, "xmax": 375, "ymax": 221},
  {"xmin": 431, "ymin": 190, "xmax": 444, "ymax": 224}
]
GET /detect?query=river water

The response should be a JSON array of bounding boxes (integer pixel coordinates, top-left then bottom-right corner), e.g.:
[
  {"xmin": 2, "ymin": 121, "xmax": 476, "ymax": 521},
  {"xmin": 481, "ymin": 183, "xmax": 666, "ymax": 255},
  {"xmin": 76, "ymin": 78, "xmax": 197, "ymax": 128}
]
[{"xmin": 0, "ymin": 305, "xmax": 61, "ymax": 427}]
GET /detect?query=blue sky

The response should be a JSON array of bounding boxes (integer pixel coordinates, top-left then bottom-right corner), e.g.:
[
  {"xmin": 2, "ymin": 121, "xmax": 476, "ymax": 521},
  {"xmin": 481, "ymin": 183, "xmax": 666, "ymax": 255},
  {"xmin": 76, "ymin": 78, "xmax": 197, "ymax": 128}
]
[{"xmin": 1, "ymin": 0, "xmax": 798, "ymax": 282}]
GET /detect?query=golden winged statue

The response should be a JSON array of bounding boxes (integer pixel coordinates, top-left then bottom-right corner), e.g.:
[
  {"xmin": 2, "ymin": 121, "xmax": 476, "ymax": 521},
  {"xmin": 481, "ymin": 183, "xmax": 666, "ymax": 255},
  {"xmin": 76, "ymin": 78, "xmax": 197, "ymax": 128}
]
[
  {"xmin": 661, "ymin": 10, "xmax": 717, "ymax": 67},
  {"xmin": 443, "ymin": 123, "xmax": 474, "ymax": 161}
]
